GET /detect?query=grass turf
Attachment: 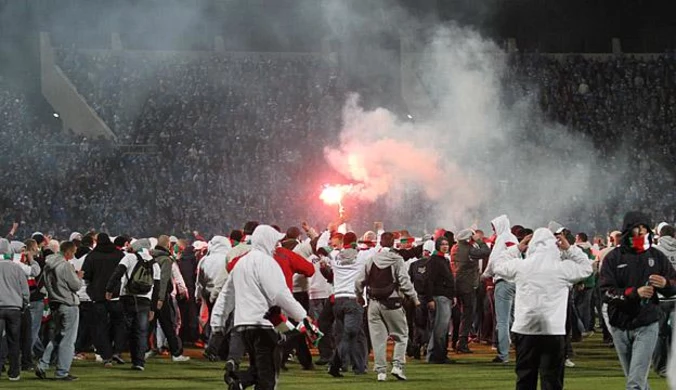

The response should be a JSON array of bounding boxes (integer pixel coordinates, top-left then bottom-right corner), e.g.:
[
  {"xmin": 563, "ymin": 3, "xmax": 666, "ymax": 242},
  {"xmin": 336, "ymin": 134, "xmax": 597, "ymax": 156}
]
[{"xmin": 4, "ymin": 334, "xmax": 669, "ymax": 389}]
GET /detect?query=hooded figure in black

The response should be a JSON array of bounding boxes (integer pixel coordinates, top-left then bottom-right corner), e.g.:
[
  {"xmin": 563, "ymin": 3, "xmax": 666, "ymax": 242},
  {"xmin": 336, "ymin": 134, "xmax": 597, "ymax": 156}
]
[
  {"xmin": 81, "ymin": 233, "xmax": 126, "ymax": 364},
  {"xmin": 600, "ymin": 211, "xmax": 676, "ymax": 390}
]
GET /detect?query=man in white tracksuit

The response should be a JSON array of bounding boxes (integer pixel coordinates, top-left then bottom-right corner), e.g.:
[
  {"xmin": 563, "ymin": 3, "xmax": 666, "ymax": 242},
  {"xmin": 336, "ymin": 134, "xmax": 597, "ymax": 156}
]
[
  {"xmin": 493, "ymin": 228, "xmax": 592, "ymax": 390},
  {"xmin": 221, "ymin": 225, "xmax": 309, "ymax": 390}
]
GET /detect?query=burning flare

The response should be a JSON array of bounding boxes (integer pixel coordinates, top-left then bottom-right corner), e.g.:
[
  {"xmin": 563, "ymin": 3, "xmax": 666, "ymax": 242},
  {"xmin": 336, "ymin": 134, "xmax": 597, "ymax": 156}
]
[{"xmin": 319, "ymin": 184, "xmax": 352, "ymax": 206}]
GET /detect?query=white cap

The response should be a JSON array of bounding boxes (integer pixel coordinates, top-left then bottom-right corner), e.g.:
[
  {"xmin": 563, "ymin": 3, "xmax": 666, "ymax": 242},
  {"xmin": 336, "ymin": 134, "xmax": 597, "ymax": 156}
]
[
  {"xmin": 69, "ymin": 232, "xmax": 83, "ymax": 241},
  {"xmin": 423, "ymin": 240, "xmax": 435, "ymax": 253}
]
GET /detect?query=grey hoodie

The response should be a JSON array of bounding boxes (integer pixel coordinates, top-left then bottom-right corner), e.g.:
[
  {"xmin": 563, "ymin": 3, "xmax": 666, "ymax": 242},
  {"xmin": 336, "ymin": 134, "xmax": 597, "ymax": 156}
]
[
  {"xmin": 44, "ymin": 253, "xmax": 82, "ymax": 306},
  {"xmin": 657, "ymin": 236, "xmax": 676, "ymax": 269},
  {"xmin": 0, "ymin": 260, "xmax": 29, "ymax": 310},
  {"xmin": 355, "ymin": 248, "xmax": 419, "ymax": 305}
]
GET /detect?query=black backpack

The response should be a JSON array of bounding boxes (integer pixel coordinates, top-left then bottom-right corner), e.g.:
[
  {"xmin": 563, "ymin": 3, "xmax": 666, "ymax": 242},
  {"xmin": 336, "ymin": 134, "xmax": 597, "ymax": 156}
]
[
  {"xmin": 410, "ymin": 258, "xmax": 431, "ymax": 296},
  {"xmin": 126, "ymin": 254, "xmax": 155, "ymax": 295},
  {"xmin": 367, "ymin": 264, "xmax": 397, "ymax": 301}
]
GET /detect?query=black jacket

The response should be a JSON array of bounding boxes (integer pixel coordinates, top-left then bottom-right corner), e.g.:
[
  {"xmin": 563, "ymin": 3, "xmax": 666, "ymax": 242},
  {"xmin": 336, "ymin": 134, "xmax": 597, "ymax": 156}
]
[
  {"xmin": 600, "ymin": 211, "xmax": 676, "ymax": 330},
  {"xmin": 425, "ymin": 254, "xmax": 455, "ymax": 300},
  {"xmin": 455, "ymin": 240, "xmax": 491, "ymax": 295},
  {"xmin": 82, "ymin": 243, "xmax": 124, "ymax": 302},
  {"xmin": 177, "ymin": 246, "xmax": 198, "ymax": 291}
]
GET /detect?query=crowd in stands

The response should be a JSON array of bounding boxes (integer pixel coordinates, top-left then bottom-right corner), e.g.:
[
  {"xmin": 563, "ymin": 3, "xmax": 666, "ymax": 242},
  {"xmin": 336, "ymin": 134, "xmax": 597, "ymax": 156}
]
[{"xmin": 0, "ymin": 50, "xmax": 675, "ymax": 238}]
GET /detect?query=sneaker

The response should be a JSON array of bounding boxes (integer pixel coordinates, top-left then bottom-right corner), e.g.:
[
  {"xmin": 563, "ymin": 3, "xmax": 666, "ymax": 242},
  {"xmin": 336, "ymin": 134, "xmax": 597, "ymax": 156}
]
[
  {"xmin": 491, "ymin": 356, "xmax": 508, "ymax": 364},
  {"xmin": 73, "ymin": 353, "xmax": 86, "ymax": 361},
  {"xmin": 112, "ymin": 355, "xmax": 126, "ymax": 364},
  {"xmin": 55, "ymin": 374, "xmax": 78, "ymax": 381},
  {"xmin": 203, "ymin": 351, "xmax": 220, "ymax": 362},
  {"xmin": 327, "ymin": 363, "xmax": 343, "ymax": 378},
  {"xmin": 144, "ymin": 350, "xmax": 157, "ymax": 360},
  {"xmin": 565, "ymin": 359, "xmax": 575, "ymax": 368},
  {"xmin": 95, "ymin": 354, "xmax": 103, "ymax": 363},
  {"xmin": 131, "ymin": 365, "xmax": 145, "ymax": 371},
  {"xmin": 456, "ymin": 347, "xmax": 473, "ymax": 354},
  {"xmin": 171, "ymin": 355, "xmax": 191, "ymax": 362},
  {"xmin": 103, "ymin": 360, "xmax": 114, "ymax": 368},
  {"xmin": 582, "ymin": 330, "xmax": 595, "ymax": 338},
  {"xmin": 9, "ymin": 376, "xmax": 20, "ymax": 381},
  {"xmin": 391, "ymin": 366, "xmax": 406, "ymax": 381},
  {"xmin": 377, "ymin": 373, "xmax": 386, "ymax": 382},
  {"xmin": 35, "ymin": 366, "xmax": 47, "ymax": 380},
  {"xmin": 224, "ymin": 360, "xmax": 242, "ymax": 390}
]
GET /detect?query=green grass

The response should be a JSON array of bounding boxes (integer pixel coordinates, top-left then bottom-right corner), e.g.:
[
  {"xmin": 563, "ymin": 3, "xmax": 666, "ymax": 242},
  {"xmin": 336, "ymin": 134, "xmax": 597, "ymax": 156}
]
[{"xmin": 5, "ymin": 334, "xmax": 669, "ymax": 389}]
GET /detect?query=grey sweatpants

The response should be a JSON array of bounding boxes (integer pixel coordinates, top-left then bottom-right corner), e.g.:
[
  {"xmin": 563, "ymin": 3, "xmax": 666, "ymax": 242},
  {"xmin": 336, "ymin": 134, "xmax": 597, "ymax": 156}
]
[{"xmin": 367, "ymin": 300, "xmax": 408, "ymax": 374}]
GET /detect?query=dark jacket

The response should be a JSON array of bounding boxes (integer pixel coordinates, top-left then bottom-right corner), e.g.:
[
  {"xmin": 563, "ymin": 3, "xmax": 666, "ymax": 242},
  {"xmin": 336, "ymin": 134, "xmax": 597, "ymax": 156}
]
[
  {"xmin": 177, "ymin": 246, "xmax": 198, "ymax": 291},
  {"xmin": 600, "ymin": 211, "xmax": 676, "ymax": 330},
  {"xmin": 151, "ymin": 246, "xmax": 174, "ymax": 299},
  {"xmin": 82, "ymin": 242, "xmax": 125, "ymax": 302},
  {"xmin": 455, "ymin": 240, "xmax": 490, "ymax": 295},
  {"xmin": 425, "ymin": 253, "xmax": 455, "ymax": 300},
  {"xmin": 395, "ymin": 244, "xmax": 424, "ymax": 261},
  {"xmin": 75, "ymin": 246, "xmax": 91, "ymax": 260},
  {"xmin": 29, "ymin": 248, "xmax": 51, "ymax": 302}
]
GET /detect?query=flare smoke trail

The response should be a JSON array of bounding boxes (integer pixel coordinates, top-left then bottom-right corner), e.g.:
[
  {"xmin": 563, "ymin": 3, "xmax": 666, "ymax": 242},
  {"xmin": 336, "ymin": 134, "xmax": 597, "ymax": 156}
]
[{"xmin": 323, "ymin": 18, "xmax": 629, "ymax": 232}]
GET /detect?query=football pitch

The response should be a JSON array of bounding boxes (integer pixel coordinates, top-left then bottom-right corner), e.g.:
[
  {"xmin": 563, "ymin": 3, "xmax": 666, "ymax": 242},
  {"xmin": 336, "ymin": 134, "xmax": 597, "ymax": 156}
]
[{"xmin": 5, "ymin": 335, "xmax": 669, "ymax": 389}]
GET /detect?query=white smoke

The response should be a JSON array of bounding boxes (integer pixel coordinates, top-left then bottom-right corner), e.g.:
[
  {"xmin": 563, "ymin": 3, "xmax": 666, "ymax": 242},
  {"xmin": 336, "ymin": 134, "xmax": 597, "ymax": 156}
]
[{"xmin": 324, "ymin": 22, "xmax": 622, "ymax": 232}]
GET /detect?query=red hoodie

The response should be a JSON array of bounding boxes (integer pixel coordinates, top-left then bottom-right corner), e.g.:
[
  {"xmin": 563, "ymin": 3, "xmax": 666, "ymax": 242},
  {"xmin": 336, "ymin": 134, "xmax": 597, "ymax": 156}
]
[{"xmin": 226, "ymin": 246, "xmax": 315, "ymax": 292}]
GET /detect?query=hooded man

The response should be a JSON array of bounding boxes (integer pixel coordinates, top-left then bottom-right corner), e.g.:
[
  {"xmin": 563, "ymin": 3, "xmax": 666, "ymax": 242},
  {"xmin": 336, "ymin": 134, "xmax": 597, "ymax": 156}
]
[
  {"xmin": 210, "ymin": 221, "xmax": 259, "ymax": 303},
  {"xmin": 35, "ymin": 241, "xmax": 82, "ymax": 381},
  {"xmin": 482, "ymin": 215, "xmax": 519, "ymax": 363},
  {"xmin": 600, "ymin": 211, "xmax": 676, "ymax": 390},
  {"xmin": 493, "ymin": 228, "xmax": 592, "ymax": 390},
  {"xmin": 355, "ymin": 232, "xmax": 419, "ymax": 382},
  {"xmin": 82, "ymin": 233, "xmax": 126, "ymax": 366},
  {"xmin": 453, "ymin": 229, "xmax": 491, "ymax": 354},
  {"xmin": 196, "ymin": 236, "xmax": 232, "ymax": 309},
  {"xmin": 425, "ymin": 236, "xmax": 456, "ymax": 364},
  {"xmin": 221, "ymin": 225, "xmax": 309, "ymax": 390}
]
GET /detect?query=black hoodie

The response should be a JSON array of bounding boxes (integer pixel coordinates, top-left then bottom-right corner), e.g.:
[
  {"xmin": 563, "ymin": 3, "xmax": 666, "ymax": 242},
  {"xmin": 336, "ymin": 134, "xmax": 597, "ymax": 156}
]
[
  {"xmin": 600, "ymin": 211, "xmax": 676, "ymax": 330},
  {"xmin": 82, "ymin": 241, "xmax": 125, "ymax": 302},
  {"xmin": 424, "ymin": 237, "xmax": 455, "ymax": 299}
]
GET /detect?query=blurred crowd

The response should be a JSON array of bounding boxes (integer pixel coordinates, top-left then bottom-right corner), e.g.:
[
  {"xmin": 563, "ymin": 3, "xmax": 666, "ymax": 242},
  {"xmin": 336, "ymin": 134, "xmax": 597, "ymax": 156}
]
[{"xmin": 0, "ymin": 51, "xmax": 675, "ymax": 237}]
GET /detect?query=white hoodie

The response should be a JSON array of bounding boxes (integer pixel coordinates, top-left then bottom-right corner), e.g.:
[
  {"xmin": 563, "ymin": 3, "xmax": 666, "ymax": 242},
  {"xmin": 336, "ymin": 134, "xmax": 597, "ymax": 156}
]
[
  {"xmin": 195, "ymin": 236, "xmax": 231, "ymax": 301},
  {"xmin": 483, "ymin": 214, "xmax": 518, "ymax": 282},
  {"xmin": 493, "ymin": 228, "xmax": 592, "ymax": 335},
  {"xmin": 221, "ymin": 225, "xmax": 307, "ymax": 328}
]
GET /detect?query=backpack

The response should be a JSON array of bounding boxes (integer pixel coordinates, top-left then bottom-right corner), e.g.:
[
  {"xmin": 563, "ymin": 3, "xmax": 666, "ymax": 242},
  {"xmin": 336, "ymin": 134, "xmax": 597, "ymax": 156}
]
[
  {"xmin": 126, "ymin": 254, "xmax": 155, "ymax": 295},
  {"xmin": 367, "ymin": 264, "xmax": 397, "ymax": 301},
  {"xmin": 410, "ymin": 258, "xmax": 430, "ymax": 296}
]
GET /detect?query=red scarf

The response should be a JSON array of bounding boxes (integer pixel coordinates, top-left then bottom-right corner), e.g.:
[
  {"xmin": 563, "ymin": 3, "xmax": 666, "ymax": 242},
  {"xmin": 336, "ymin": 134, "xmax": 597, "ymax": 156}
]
[{"xmin": 632, "ymin": 234, "xmax": 650, "ymax": 253}]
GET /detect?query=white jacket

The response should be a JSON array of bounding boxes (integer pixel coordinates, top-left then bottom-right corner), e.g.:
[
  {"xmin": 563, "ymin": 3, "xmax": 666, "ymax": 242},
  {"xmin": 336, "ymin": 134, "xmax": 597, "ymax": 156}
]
[
  {"xmin": 483, "ymin": 214, "xmax": 518, "ymax": 282},
  {"xmin": 493, "ymin": 228, "xmax": 593, "ymax": 335},
  {"xmin": 195, "ymin": 236, "xmax": 231, "ymax": 301},
  {"xmin": 221, "ymin": 225, "xmax": 307, "ymax": 328}
]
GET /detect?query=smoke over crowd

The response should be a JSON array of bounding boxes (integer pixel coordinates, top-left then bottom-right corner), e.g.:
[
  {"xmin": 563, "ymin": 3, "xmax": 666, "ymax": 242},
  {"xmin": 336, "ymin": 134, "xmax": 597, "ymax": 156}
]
[{"xmin": 0, "ymin": 0, "xmax": 673, "ymax": 237}]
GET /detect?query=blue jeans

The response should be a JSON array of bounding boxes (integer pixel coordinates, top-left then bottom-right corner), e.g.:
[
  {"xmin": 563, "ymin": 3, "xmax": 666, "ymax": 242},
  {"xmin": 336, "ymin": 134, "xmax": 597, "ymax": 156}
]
[
  {"xmin": 427, "ymin": 295, "xmax": 452, "ymax": 363},
  {"xmin": 495, "ymin": 281, "xmax": 515, "ymax": 361},
  {"xmin": 609, "ymin": 321, "xmax": 659, "ymax": 390},
  {"xmin": 331, "ymin": 298, "xmax": 367, "ymax": 373},
  {"xmin": 38, "ymin": 304, "xmax": 79, "ymax": 378},
  {"xmin": 29, "ymin": 300, "xmax": 45, "ymax": 356}
]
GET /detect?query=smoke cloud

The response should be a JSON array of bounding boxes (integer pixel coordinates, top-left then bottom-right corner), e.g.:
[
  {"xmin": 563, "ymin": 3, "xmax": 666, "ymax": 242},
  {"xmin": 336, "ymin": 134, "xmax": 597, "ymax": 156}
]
[{"xmin": 323, "ymin": 17, "xmax": 627, "ymax": 232}]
